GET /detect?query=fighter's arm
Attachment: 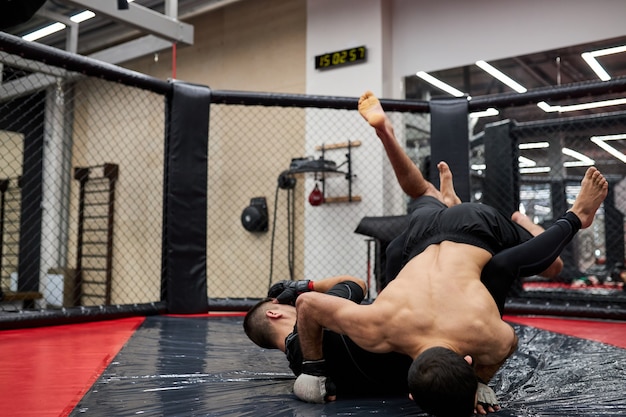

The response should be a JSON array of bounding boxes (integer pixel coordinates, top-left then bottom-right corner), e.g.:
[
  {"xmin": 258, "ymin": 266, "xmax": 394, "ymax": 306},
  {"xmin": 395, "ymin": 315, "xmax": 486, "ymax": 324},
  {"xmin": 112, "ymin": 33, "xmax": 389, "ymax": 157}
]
[
  {"xmin": 293, "ymin": 291, "xmax": 375, "ymax": 403},
  {"xmin": 295, "ymin": 291, "xmax": 376, "ymax": 360},
  {"xmin": 313, "ymin": 275, "xmax": 367, "ymax": 294},
  {"xmin": 474, "ymin": 326, "xmax": 519, "ymax": 383},
  {"xmin": 269, "ymin": 275, "xmax": 366, "ymax": 305},
  {"xmin": 473, "ymin": 326, "xmax": 518, "ymax": 415}
]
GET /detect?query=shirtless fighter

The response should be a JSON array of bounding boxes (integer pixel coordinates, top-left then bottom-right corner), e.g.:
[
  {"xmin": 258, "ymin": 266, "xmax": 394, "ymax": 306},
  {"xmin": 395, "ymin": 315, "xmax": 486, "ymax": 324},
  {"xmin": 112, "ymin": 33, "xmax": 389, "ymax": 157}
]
[{"xmin": 291, "ymin": 91, "xmax": 608, "ymax": 417}]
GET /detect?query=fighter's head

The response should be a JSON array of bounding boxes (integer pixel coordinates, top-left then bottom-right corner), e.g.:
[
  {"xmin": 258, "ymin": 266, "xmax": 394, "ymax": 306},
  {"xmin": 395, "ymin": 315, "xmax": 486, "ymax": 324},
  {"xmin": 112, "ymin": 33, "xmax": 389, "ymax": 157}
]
[
  {"xmin": 407, "ymin": 346, "xmax": 477, "ymax": 417},
  {"xmin": 243, "ymin": 297, "xmax": 296, "ymax": 349}
]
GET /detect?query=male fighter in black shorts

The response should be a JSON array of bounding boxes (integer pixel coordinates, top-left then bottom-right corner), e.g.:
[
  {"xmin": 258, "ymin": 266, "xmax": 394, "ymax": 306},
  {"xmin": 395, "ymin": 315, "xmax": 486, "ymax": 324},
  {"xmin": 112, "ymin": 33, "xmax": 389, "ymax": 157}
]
[
  {"xmin": 289, "ymin": 91, "xmax": 607, "ymax": 417},
  {"xmin": 244, "ymin": 171, "xmax": 567, "ymax": 412},
  {"xmin": 244, "ymin": 90, "xmax": 574, "ymax": 415}
]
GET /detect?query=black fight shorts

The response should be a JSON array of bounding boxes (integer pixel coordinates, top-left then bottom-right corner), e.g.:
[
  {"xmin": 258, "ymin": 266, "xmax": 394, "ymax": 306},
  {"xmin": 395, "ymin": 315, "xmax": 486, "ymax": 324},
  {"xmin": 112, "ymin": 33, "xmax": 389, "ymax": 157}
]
[{"xmin": 385, "ymin": 196, "xmax": 532, "ymax": 282}]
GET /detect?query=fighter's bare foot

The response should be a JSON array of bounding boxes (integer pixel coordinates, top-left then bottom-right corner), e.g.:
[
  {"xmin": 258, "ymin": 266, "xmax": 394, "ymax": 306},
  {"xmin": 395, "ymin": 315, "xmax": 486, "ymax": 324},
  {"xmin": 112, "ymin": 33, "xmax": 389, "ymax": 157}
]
[
  {"xmin": 437, "ymin": 161, "xmax": 461, "ymax": 206},
  {"xmin": 569, "ymin": 167, "xmax": 608, "ymax": 229},
  {"xmin": 511, "ymin": 211, "xmax": 545, "ymax": 236},
  {"xmin": 358, "ymin": 90, "xmax": 387, "ymax": 130}
]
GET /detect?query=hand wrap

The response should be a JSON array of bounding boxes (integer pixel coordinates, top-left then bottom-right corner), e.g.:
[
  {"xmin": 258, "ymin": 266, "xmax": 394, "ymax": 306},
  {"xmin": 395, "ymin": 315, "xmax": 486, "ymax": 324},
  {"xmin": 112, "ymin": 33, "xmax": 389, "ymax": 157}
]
[
  {"xmin": 476, "ymin": 382, "xmax": 499, "ymax": 408},
  {"xmin": 268, "ymin": 279, "xmax": 313, "ymax": 305},
  {"xmin": 293, "ymin": 359, "xmax": 336, "ymax": 403}
]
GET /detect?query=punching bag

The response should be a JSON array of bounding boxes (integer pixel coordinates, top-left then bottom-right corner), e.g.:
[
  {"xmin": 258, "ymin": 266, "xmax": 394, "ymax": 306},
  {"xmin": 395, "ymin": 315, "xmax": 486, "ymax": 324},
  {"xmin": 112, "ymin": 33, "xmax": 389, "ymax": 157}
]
[{"xmin": 308, "ymin": 183, "xmax": 323, "ymax": 206}]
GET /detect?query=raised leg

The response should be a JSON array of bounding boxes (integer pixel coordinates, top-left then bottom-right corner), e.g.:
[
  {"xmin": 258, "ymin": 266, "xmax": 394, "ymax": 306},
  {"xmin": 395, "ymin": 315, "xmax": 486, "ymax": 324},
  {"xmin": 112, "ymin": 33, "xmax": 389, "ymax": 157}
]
[
  {"xmin": 484, "ymin": 167, "xmax": 608, "ymax": 313},
  {"xmin": 511, "ymin": 211, "xmax": 563, "ymax": 278},
  {"xmin": 359, "ymin": 91, "xmax": 441, "ymax": 200}
]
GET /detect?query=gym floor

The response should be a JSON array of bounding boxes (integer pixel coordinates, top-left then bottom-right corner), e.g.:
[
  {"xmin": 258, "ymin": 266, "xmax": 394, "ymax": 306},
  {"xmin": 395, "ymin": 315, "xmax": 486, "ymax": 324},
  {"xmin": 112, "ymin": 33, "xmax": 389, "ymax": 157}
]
[{"xmin": 2, "ymin": 313, "xmax": 626, "ymax": 417}]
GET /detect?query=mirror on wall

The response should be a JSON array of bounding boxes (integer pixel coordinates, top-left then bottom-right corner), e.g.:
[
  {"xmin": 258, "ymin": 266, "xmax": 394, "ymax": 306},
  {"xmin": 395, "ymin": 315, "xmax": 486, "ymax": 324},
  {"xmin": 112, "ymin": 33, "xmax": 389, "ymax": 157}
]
[{"xmin": 403, "ymin": 37, "xmax": 626, "ymax": 306}]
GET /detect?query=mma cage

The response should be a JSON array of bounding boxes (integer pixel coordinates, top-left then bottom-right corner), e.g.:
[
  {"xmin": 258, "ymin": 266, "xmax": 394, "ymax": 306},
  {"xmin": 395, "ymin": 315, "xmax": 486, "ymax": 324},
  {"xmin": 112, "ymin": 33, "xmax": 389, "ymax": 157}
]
[{"xmin": 1, "ymin": 31, "xmax": 625, "ymax": 329}]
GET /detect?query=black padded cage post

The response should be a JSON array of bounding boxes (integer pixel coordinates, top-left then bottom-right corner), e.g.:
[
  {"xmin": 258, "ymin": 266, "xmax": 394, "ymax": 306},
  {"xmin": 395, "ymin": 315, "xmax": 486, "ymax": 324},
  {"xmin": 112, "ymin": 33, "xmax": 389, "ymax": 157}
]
[
  {"xmin": 482, "ymin": 119, "xmax": 520, "ymax": 216},
  {"xmin": 161, "ymin": 81, "xmax": 210, "ymax": 314},
  {"xmin": 429, "ymin": 97, "xmax": 470, "ymax": 202}
]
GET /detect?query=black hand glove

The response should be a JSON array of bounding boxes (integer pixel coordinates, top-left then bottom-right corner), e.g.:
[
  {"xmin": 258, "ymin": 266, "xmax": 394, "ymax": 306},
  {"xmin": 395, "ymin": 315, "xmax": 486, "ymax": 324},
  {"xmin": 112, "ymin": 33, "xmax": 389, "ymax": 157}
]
[
  {"xmin": 268, "ymin": 280, "xmax": 312, "ymax": 305},
  {"xmin": 293, "ymin": 359, "xmax": 337, "ymax": 403}
]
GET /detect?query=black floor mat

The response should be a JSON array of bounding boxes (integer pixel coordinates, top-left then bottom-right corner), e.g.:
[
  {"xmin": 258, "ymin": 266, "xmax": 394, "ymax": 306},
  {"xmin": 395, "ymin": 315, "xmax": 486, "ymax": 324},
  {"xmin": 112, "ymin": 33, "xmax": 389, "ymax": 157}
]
[{"xmin": 72, "ymin": 315, "xmax": 626, "ymax": 416}]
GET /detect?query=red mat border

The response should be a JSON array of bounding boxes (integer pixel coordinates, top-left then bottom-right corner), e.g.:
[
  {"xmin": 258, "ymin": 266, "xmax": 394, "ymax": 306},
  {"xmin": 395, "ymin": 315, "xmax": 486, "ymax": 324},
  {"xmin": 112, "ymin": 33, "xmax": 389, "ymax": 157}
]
[
  {"xmin": 0, "ymin": 316, "xmax": 145, "ymax": 417},
  {"xmin": 504, "ymin": 315, "xmax": 626, "ymax": 349}
]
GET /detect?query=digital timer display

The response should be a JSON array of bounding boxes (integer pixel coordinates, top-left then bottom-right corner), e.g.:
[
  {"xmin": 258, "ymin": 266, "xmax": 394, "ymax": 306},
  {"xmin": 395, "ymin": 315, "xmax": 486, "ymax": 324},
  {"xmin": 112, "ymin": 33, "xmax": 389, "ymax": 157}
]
[{"xmin": 315, "ymin": 46, "xmax": 367, "ymax": 70}]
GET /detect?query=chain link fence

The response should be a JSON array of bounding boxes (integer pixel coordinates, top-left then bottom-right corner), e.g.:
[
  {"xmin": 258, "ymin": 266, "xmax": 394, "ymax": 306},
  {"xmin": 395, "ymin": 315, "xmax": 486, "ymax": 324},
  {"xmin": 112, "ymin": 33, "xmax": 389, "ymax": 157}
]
[
  {"xmin": 206, "ymin": 103, "xmax": 432, "ymax": 300},
  {"xmin": 207, "ymin": 87, "xmax": 626, "ymax": 315},
  {"xmin": 1, "ymin": 32, "xmax": 625, "ymax": 323},
  {"xmin": 468, "ymin": 96, "xmax": 626, "ymax": 288},
  {"xmin": 0, "ymin": 46, "xmax": 166, "ymax": 317}
]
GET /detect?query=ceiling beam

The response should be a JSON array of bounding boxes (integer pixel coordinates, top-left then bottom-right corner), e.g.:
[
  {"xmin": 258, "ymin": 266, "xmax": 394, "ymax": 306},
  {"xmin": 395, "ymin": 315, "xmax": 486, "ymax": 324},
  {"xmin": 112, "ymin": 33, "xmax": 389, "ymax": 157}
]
[
  {"xmin": 88, "ymin": 34, "xmax": 172, "ymax": 64},
  {"xmin": 0, "ymin": 33, "xmax": 171, "ymax": 102},
  {"xmin": 62, "ymin": 0, "xmax": 193, "ymax": 45},
  {"xmin": 35, "ymin": 9, "xmax": 79, "ymax": 53}
]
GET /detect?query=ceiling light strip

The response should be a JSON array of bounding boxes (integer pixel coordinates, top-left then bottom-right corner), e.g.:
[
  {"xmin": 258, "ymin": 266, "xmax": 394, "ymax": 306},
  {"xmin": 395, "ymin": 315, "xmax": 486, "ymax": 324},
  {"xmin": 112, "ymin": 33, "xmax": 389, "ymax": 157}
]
[
  {"xmin": 519, "ymin": 142, "xmax": 549, "ymax": 149},
  {"xmin": 562, "ymin": 147, "xmax": 595, "ymax": 166},
  {"xmin": 416, "ymin": 71, "xmax": 466, "ymax": 97},
  {"xmin": 518, "ymin": 156, "xmax": 536, "ymax": 167},
  {"xmin": 475, "ymin": 60, "xmax": 527, "ymax": 93},
  {"xmin": 23, "ymin": 22, "xmax": 66, "ymax": 41},
  {"xmin": 537, "ymin": 97, "xmax": 626, "ymax": 113},
  {"xmin": 590, "ymin": 135, "xmax": 626, "ymax": 163},
  {"xmin": 520, "ymin": 167, "xmax": 551, "ymax": 174},
  {"xmin": 581, "ymin": 53, "xmax": 611, "ymax": 81},
  {"xmin": 589, "ymin": 44, "xmax": 626, "ymax": 57},
  {"xmin": 581, "ymin": 44, "xmax": 626, "ymax": 81},
  {"xmin": 22, "ymin": 10, "xmax": 96, "ymax": 42},
  {"xmin": 71, "ymin": 10, "xmax": 96, "ymax": 23},
  {"xmin": 469, "ymin": 108, "xmax": 499, "ymax": 118},
  {"xmin": 593, "ymin": 133, "xmax": 626, "ymax": 141}
]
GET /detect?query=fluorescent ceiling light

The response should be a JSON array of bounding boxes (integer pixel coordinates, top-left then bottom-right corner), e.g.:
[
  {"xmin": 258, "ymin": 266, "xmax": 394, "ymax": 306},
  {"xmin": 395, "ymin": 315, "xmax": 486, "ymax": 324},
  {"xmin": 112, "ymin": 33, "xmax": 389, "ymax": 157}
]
[
  {"xmin": 541, "ymin": 44, "xmax": 626, "ymax": 111},
  {"xmin": 518, "ymin": 156, "xmax": 536, "ymax": 167},
  {"xmin": 519, "ymin": 143, "xmax": 594, "ymax": 167},
  {"xmin": 416, "ymin": 71, "xmax": 466, "ymax": 97},
  {"xmin": 519, "ymin": 142, "xmax": 549, "ymax": 149},
  {"xmin": 22, "ymin": 9, "xmax": 96, "ymax": 42},
  {"xmin": 23, "ymin": 22, "xmax": 66, "ymax": 41},
  {"xmin": 470, "ymin": 164, "xmax": 550, "ymax": 174},
  {"xmin": 536, "ymin": 101, "xmax": 552, "ymax": 112},
  {"xmin": 475, "ymin": 60, "xmax": 527, "ymax": 93},
  {"xmin": 71, "ymin": 10, "xmax": 96, "ymax": 23},
  {"xmin": 590, "ymin": 44, "xmax": 626, "ymax": 57},
  {"xmin": 473, "ymin": 145, "xmax": 594, "ymax": 171},
  {"xmin": 590, "ymin": 134, "xmax": 626, "ymax": 163},
  {"xmin": 581, "ymin": 44, "xmax": 626, "ymax": 81},
  {"xmin": 562, "ymin": 147, "xmax": 595, "ymax": 167},
  {"xmin": 520, "ymin": 166, "xmax": 551, "ymax": 174},
  {"xmin": 537, "ymin": 97, "xmax": 626, "ymax": 113},
  {"xmin": 581, "ymin": 52, "xmax": 611, "ymax": 81},
  {"xmin": 470, "ymin": 108, "xmax": 499, "ymax": 118}
]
